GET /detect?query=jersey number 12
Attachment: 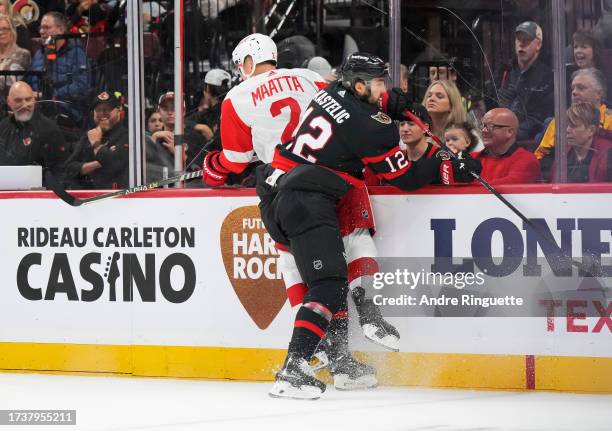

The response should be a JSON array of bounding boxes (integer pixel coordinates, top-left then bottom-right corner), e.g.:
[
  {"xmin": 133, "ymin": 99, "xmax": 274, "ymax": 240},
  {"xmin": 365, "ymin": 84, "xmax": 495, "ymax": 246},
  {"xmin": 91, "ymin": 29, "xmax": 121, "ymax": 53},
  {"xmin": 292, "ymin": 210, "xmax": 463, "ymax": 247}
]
[{"xmin": 288, "ymin": 107, "xmax": 333, "ymax": 163}]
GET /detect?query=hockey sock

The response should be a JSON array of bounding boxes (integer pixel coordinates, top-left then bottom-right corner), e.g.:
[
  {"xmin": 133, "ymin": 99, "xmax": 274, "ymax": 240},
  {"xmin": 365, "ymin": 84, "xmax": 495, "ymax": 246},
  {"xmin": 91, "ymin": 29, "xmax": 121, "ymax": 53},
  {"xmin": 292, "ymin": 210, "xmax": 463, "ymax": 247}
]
[
  {"xmin": 289, "ymin": 303, "xmax": 332, "ymax": 360},
  {"xmin": 327, "ymin": 296, "xmax": 349, "ymax": 359}
]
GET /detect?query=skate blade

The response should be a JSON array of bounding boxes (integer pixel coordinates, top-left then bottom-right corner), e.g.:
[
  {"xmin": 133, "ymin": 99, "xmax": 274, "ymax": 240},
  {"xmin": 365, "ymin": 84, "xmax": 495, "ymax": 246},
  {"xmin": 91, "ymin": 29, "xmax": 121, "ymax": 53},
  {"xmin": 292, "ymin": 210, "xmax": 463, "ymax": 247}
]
[
  {"xmin": 268, "ymin": 380, "xmax": 323, "ymax": 400},
  {"xmin": 362, "ymin": 324, "xmax": 400, "ymax": 352},
  {"xmin": 333, "ymin": 374, "xmax": 378, "ymax": 391}
]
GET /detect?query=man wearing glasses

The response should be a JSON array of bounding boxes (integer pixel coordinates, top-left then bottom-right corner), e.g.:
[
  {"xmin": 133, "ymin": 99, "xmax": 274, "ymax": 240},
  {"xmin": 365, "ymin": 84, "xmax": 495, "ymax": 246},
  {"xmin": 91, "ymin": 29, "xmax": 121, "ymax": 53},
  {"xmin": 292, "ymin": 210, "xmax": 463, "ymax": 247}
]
[{"xmin": 474, "ymin": 108, "xmax": 541, "ymax": 184}]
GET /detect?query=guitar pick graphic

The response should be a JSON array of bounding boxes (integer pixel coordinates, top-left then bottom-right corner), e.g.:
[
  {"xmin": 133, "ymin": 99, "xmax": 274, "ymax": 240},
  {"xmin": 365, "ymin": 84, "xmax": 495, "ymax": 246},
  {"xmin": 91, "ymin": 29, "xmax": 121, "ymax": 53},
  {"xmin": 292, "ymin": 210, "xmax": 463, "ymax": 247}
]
[{"xmin": 220, "ymin": 205, "xmax": 286, "ymax": 329}]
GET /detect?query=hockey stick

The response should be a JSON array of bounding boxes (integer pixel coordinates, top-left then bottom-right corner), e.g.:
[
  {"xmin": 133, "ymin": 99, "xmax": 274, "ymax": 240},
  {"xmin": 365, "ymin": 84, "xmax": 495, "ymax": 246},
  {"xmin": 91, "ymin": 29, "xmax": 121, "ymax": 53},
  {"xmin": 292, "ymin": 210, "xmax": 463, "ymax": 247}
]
[
  {"xmin": 403, "ymin": 110, "xmax": 595, "ymax": 274},
  {"xmin": 44, "ymin": 169, "xmax": 203, "ymax": 207}
]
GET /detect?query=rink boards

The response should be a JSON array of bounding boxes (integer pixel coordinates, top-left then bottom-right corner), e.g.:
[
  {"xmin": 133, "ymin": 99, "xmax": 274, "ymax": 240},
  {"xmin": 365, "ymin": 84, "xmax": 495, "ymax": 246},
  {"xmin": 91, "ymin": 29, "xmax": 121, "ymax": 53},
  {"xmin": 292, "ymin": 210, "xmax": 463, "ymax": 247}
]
[{"xmin": 0, "ymin": 184, "xmax": 611, "ymax": 393}]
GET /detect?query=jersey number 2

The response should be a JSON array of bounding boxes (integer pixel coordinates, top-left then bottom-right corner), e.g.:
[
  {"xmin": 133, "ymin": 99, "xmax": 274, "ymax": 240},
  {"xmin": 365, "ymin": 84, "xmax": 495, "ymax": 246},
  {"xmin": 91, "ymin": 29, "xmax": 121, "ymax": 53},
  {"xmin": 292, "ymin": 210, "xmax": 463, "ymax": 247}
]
[{"xmin": 270, "ymin": 97, "xmax": 301, "ymax": 144}]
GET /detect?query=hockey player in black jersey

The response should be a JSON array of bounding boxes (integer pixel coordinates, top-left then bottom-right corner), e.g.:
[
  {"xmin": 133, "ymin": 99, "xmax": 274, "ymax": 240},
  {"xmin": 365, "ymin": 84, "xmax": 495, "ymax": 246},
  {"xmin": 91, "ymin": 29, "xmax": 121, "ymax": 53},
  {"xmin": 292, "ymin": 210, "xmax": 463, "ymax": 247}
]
[{"xmin": 257, "ymin": 52, "xmax": 481, "ymax": 399}]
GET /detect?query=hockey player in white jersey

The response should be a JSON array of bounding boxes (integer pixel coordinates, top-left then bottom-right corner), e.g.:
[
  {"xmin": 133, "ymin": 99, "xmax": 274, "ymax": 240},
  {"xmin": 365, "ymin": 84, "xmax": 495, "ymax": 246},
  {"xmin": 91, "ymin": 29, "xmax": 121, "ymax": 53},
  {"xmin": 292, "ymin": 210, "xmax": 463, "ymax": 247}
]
[
  {"xmin": 202, "ymin": 34, "xmax": 399, "ymax": 392},
  {"xmin": 201, "ymin": 33, "xmax": 327, "ymax": 178}
]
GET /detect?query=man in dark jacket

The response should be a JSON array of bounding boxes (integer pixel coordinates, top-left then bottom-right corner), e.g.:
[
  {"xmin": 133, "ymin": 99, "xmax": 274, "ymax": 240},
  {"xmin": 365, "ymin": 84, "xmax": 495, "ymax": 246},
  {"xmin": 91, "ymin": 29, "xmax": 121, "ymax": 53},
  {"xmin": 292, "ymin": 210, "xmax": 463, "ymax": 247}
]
[
  {"xmin": 0, "ymin": 81, "xmax": 67, "ymax": 185},
  {"xmin": 64, "ymin": 90, "xmax": 128, "ymax": 189},
  {"xmin": 28, "ymin": 11, "xmax": 91, "ymax": 125},
  {"xmin": 486, "ymin": 21, "xmax": 554, "ymax": 140}
]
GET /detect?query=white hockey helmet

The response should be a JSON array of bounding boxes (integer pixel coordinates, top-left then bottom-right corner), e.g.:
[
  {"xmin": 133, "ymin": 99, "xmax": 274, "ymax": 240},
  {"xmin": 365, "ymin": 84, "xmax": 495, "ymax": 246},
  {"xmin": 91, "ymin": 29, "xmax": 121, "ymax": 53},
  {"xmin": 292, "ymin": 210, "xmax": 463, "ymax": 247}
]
[{"xmin": 232, "ymin": 33, "xmax": 277, "ymax": 79}]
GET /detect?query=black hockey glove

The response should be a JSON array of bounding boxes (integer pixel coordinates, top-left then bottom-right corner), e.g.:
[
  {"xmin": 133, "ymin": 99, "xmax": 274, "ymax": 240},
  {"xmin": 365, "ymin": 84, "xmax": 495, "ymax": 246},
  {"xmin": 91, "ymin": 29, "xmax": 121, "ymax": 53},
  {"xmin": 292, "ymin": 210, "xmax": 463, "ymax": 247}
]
[
  {"xmin": 439, "ymin": 151, "xmax": 482, "ymax": 184},
  {"xmin": 382, "ymin": 88, "xmax": 412, "ymax": 121},
  {"xmin": 452, "ymin": 152, "xmax": 482, "ymax": 182}
]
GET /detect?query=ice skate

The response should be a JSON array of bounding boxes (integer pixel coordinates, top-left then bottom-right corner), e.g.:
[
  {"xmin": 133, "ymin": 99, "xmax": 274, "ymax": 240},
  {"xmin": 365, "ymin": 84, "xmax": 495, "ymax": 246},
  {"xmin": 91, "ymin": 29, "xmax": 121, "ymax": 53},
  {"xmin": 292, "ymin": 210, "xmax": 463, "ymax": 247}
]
[
  {"xmin": 312, "ymin": 314, "xmax": 378, "ymax": 390},
  {"xmin": 352, "ymin": 287, "xmax": 400, "ymax": 351},
  {"xmin": 269, "ymin": 355, "xmax": 326, "ymax": 400},
  {"xmin": 330, "ymin": 353, "xmax": 378, "ymax": 390}
]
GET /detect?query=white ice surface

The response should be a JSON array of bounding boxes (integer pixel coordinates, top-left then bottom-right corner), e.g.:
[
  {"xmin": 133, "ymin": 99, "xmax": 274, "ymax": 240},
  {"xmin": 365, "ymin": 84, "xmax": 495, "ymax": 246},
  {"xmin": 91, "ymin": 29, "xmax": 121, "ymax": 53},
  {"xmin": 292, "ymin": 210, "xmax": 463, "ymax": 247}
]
[{"xmin": 0, "ymin": 372, "xmax": 611, "ymax": 431}]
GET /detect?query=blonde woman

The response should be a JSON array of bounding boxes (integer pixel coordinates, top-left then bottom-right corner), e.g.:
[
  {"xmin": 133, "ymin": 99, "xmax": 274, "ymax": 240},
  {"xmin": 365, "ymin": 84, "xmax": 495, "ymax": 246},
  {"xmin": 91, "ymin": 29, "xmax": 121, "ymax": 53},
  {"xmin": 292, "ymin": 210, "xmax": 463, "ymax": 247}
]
[
  {"xmin": 0, "ymin": 14, "xmax": 31, "ymax": 93},
  {"xmin": 0, "ymin": 0, "xmax": 31, "ymax": 52},
  {"xmin": 421, "ymin": 79, "xmax": 467, "ymax": 141}
]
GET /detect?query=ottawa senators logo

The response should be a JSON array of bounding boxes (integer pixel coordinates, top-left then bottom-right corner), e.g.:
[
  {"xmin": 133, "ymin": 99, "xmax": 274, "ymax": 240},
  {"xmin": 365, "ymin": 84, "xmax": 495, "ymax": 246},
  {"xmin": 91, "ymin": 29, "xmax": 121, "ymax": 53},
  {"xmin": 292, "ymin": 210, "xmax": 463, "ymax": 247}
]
[
  {"xmin": 436, "ymin": 150, "xmax": 452, "ymax": 161},
  {"xmin": 371, "ymin": 112, "xmax": 392, "ymax": 124},
  {"xmin": 13, "ymin": 0, "xmax": 40, "ymax": 25}
]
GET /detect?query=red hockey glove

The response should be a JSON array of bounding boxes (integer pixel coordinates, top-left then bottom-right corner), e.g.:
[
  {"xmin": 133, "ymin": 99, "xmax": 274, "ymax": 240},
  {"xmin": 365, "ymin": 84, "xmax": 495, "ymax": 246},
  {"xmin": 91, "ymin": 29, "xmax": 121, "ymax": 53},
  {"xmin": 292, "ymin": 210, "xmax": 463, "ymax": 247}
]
[
  {"xmin": 202, "ymin": 150, "xmax": 230, "ymax": 186},
  {"xmin": 439, "ymin": 151, "xmax": 481, "ymax": 185}
]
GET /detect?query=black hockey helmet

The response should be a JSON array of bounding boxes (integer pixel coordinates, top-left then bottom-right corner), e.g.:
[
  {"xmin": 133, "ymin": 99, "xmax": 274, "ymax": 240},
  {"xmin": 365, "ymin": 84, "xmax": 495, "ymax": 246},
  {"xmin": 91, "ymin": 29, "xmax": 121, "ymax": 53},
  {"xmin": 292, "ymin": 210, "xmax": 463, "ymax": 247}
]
[{"xmin": 340, "ymin": 52, "xmax": 388, "ymax": 91}]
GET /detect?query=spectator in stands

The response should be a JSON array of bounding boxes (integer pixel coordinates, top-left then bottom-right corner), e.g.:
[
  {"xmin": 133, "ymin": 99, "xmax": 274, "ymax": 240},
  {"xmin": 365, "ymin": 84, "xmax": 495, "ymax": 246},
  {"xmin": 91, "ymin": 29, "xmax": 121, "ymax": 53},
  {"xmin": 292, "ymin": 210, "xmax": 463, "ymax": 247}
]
[
  {"xmin": 534, "ymin": 68, "xmax": 612, "ymax": 162},
  {"xmin": 154, "ymin": 91, "xmax": 207, "ymax": 172},
  {"xmin": 17, "ymin": 0, "xmax": 66, "ymax": 36},
  {"xmin": 486, "ymin": 21, "xmax": 554, "ymax": 140},
  {"xmin": 146, "ymin": 108, "xmax": 163, "ymax": 133},
  {"xmin": 444, "ymin": 122, "xmax": 479, "ymax": 154},
  {"xmin": 145, "ymin": 95, "xmax": 175, "ymax": 182},
  {"xmin": 66, "ymin": 0, "xmax": 108, "ymax": 33},
  {"xmin": 422, "ymin": 79, "xmax": 467, "ymax": 140},
  {"xmin": 28, "ymin": 11, "xmax": 91, "ymax": 125},
  {"xmin": 566, "ymin": 29, "xmax": 610, "ymax": 103},
  {"xmin": 64, "ymin": 90, "xmax": 128, "ymax": 189},
  {"xmin": 152, "ymin": 91, "xmax": 177, "ymax": 155},
  {"xmin": 572, "ymin": 29, "xmax": 602, "ymax": 70},
  {"xmin": 549, "ymin": 102, "xmax": 612, "ymax": 183},
  {"xmin": 142, "ymin": 1, "xmax": 166, "ymax": 31},
  {"xmin": 0, "ymin": 14, "xmax": 31, "ymax": 95},
  {"xmin": 305, "ymin": 56, "xmax": 335, "ymax": 83},
  {"xmin": 473, "ymin": 107, "xmax": 540, "ymax": 184},
  {"xmin": 399, "ymin": 104, "xmax": 438, "ymax": 162},
  {"xmin": 0, "ymin": 0, "xmax": 32, "ymax": 52},
  {"xmin": 0, "ymin": 81, "xmax": 67, "ymax": 183},
  {"xmin": 193, "ymin": 68, "xmax": 230, "ymax": 142}
]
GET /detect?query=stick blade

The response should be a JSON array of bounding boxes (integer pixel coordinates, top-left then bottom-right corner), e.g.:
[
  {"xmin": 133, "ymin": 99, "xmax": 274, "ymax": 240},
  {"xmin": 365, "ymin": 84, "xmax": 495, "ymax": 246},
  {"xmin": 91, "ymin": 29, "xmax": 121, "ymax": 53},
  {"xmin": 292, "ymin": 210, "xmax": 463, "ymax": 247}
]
[{"xmin": 44, "ymin": 170, "xmax": 81, "ymax": 207}]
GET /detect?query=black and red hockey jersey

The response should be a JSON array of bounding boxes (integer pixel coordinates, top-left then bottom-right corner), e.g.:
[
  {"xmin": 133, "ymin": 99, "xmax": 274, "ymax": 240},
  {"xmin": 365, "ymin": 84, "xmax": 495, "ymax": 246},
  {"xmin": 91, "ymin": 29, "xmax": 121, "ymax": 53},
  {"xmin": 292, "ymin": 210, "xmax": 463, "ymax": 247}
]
[{"xmin": 272, "ymin": 81, "xmax": 442, "ymax": 191}]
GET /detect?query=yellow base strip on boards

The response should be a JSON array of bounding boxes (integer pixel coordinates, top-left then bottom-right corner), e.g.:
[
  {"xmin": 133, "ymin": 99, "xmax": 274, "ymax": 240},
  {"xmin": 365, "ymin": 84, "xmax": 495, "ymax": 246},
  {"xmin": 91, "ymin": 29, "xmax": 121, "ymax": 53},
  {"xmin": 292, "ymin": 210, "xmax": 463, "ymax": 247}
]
[
  {"xmin": 0, "ymin": 342, "xmax": 610, "ymax": 393},
  {"xmin": 353, "ymin": 351, "xmax": 526, "ymax": 390},
  {"xmin": 535, "ymin": 355, "xmax": 612, "ymax": 393}
]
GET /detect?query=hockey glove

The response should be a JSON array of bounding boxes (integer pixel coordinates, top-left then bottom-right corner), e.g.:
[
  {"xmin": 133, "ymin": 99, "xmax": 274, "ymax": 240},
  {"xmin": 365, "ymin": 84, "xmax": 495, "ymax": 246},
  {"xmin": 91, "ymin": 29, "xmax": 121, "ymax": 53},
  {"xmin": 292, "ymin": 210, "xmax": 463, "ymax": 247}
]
[
  {"xmin": 202, "ymin": 150, "xmax": 230, "ymax": 186},
  {"xmin": 381, "ymin": 88, "xmax": 412, "ymax": 121},
  {"xmin": 439, "ymin": 151, "xmax": 482, "ymax": 184}
]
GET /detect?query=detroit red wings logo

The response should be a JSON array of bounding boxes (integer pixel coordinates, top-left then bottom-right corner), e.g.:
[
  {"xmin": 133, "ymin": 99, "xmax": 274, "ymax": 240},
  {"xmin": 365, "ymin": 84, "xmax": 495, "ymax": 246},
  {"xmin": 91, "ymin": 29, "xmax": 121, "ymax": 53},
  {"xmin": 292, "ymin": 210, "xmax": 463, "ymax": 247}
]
[{"xmin": 22, "ymin": 137, "xmax": 32, "ymax": 147}]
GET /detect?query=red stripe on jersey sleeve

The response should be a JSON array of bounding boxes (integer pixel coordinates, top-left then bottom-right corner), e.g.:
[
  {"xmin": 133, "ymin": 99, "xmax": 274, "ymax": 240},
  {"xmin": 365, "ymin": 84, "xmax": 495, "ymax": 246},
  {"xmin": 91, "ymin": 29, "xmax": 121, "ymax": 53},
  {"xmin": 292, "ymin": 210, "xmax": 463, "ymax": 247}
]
[
  {"xmin": 220, "ymin": 98, "xmax": 253, "ymax": 173},
  {"xmin": 315, "ymin": 81, "xmax": 328, "ymax": 90},
  {"xmin": 376, "ymin": 162, "xmax": 412, "ymax": 180}
]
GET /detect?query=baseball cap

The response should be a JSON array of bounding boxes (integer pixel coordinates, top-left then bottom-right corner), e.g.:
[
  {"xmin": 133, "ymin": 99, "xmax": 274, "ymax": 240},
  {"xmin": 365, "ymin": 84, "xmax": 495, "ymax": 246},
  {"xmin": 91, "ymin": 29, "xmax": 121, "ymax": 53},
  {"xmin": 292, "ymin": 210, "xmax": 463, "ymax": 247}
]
[
  {"xmin": 204, "ymin": 69, "xmax": 231, "ymax": 87},
  {"xmin": 515, "ymin": 21, "xmax": 543, "ymax": 41},
  {"xmin": 306, "ymin": 56, "xmax": 332, "ymax": 79},
  {"xmin": 158, "ymin": 91, "xmax": 174, "ymax": 106},
  {"xmin": 92, "ymin": 91, "xmax": 121, "ymax": 110}
]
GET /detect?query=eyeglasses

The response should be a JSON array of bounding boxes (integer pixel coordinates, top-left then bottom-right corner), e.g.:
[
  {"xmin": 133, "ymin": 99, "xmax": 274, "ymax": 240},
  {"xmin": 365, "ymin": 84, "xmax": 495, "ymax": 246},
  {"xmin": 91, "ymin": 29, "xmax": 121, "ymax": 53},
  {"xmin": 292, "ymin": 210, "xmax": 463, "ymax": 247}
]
[{"xmin": 480, "ymin": 123, "xmax": 512, "ymax": 132}]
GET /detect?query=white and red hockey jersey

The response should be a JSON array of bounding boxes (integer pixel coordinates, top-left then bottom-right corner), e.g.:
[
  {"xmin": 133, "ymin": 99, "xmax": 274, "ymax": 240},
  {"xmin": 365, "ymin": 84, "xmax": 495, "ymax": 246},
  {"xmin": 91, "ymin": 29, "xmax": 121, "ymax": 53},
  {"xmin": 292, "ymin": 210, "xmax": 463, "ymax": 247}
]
[{"xmin": 218, "ymin": 68, "xmax": 327, "ymax": 173}]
